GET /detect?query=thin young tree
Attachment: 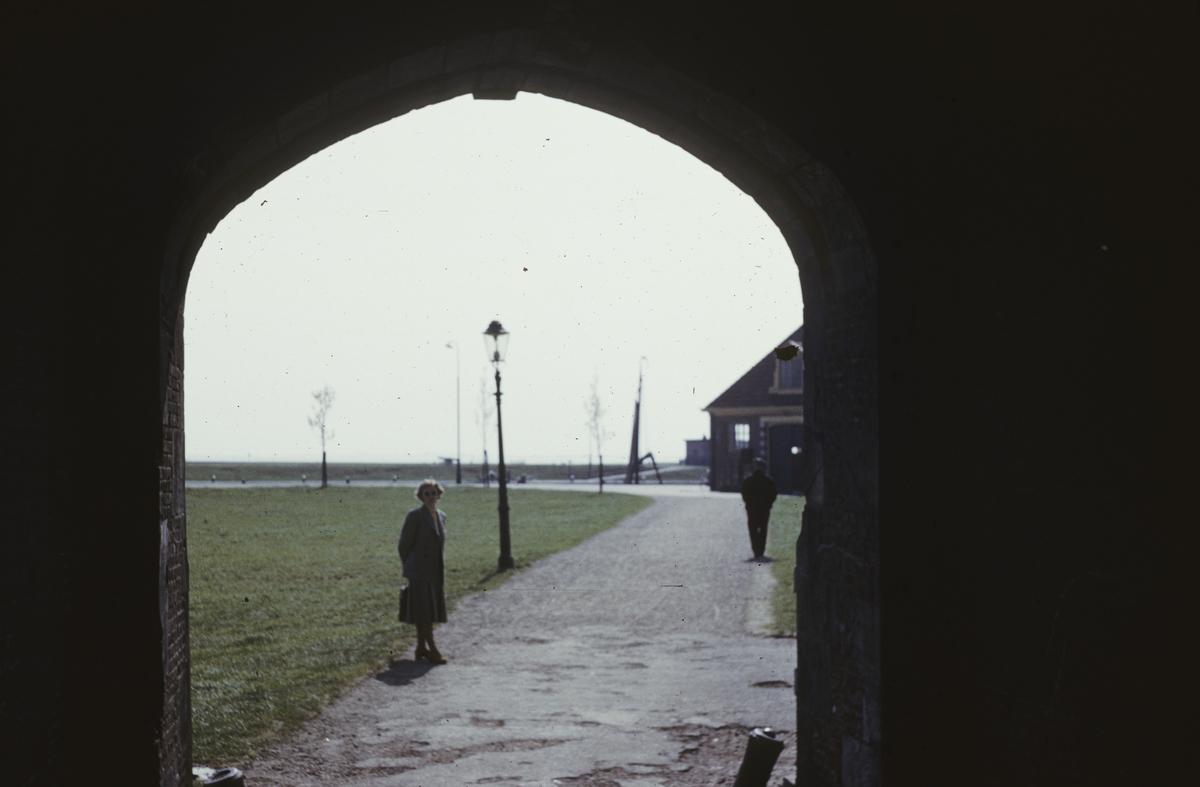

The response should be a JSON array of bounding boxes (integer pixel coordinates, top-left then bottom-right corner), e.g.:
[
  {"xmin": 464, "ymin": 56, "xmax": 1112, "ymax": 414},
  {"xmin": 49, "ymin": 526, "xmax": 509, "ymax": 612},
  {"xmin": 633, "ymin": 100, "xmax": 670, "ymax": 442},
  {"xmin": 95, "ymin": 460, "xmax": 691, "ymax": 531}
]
[
  {"xmin": 475, "ymin": 373, "xmax": 493, "ymax": 486},
  {"xmin": 585, "ymin": 375, "xmax": 612, "ymax": 493},
  {"xmin": 308, "ymin": 385, "xmax": 335, "ymax": 488}
]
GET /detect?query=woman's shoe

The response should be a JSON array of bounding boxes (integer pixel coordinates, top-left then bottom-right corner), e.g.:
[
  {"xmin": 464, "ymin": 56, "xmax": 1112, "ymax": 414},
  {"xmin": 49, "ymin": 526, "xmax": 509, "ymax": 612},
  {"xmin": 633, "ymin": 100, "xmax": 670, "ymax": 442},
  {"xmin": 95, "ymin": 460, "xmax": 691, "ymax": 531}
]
[
  {"xmin": 414, "ymin": 645, "xmax": 429, "ymax": 661},
  {"xmin": 426, "ymin": 649, "xmax": 448, "ymax": 665}
]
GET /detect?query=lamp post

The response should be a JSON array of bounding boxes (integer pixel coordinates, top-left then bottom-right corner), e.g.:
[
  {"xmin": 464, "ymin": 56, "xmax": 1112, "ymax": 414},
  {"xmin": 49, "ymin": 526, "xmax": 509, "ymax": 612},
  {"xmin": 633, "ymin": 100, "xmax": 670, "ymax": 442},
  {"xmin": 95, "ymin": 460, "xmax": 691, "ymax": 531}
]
[
  {"xmin": 483, "ymin": 320, "xmax": 514, "ymax": 571},
  {"xmin": 446, "ymin": 340, "xmax": 462, "ymax": 484}
]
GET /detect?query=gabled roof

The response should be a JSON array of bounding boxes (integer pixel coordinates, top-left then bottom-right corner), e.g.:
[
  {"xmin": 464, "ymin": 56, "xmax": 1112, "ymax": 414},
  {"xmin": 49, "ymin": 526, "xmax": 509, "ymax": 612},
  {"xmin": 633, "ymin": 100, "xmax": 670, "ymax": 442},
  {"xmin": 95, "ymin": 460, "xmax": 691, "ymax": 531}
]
[{"xmin": 704, "ymin": 326, "xmax": 803, "ymax": 411}]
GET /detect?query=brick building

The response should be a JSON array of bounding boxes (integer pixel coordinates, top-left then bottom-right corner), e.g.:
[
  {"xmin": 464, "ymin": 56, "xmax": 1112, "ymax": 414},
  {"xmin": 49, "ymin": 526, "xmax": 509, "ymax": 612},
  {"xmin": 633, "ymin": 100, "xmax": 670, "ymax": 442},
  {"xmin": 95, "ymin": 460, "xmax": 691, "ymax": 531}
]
[{"xmin": 705, "ymin": 327, "xmax": 804, "ymax": 493}]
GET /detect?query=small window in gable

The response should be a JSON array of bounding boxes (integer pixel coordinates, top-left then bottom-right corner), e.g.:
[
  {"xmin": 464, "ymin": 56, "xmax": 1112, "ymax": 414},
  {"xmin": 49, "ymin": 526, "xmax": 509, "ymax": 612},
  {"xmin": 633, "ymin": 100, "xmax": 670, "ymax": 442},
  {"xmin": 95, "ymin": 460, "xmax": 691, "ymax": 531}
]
[{"xmin": 778, "ymin": 357, "xmax": 802, "ymax": 390}]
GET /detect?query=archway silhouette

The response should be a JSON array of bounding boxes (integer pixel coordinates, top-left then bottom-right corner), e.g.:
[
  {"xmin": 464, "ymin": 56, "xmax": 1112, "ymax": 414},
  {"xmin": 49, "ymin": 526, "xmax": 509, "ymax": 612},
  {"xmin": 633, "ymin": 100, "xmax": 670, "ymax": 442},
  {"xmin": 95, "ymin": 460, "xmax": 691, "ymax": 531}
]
[
  {"xmin": 160, "ymin": 31, "xmax": 879, "ymax": 785},
  {"xmin": 7, "ymin": 2, "xmax": 1189, "ymax": 784}
]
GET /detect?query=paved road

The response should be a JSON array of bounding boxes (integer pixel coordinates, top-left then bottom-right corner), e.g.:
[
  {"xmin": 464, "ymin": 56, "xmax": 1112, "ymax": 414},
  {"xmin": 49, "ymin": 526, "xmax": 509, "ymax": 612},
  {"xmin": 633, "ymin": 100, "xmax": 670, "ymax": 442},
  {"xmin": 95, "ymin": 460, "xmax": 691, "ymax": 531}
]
[{"xmin": 242, "ymin": 492, "xmax": 797, "ymax": 786}]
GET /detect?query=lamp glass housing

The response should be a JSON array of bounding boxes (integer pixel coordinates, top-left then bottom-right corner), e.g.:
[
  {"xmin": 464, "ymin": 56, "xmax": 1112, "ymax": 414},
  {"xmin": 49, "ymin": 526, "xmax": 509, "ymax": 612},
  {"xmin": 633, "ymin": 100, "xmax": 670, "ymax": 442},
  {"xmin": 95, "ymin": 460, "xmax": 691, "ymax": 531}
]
[{"xmin": 483, "ymin": 320, "xmax": 510, "ymax": 363}]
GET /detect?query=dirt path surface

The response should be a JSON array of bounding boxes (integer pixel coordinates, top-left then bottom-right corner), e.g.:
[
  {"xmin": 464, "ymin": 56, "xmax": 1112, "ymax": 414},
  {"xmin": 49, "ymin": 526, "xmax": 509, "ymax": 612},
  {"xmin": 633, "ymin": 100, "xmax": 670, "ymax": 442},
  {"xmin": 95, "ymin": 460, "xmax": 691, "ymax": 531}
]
[{"xmin": 244, "ymin": 491, "xmax": 797, "ymax": 786}]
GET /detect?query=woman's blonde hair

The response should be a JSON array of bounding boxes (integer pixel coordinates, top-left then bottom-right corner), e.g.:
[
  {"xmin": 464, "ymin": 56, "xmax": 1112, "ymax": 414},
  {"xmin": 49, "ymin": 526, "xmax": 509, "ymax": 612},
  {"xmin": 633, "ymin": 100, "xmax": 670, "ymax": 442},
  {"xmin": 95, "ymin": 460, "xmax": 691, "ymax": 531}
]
[{"xmin": 415, "ymin": 478, "xmax": 445, "ymax": 501}]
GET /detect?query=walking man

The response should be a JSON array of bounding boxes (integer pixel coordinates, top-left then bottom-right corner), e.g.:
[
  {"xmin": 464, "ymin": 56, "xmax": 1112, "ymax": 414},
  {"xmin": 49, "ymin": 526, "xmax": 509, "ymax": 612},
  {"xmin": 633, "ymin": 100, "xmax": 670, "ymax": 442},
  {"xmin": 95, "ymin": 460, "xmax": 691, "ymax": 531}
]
[{"xmin": 740, "ymin": 457, "xmax": 778, "ymax": 559}]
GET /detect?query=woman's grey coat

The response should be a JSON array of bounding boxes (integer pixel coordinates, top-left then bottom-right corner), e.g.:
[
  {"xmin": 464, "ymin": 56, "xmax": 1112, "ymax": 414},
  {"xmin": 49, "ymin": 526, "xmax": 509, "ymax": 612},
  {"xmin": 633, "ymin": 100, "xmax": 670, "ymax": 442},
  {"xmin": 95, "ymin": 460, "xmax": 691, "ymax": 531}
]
[{"xmin": 397, "ymin": 505, "xmax": 446, "ymax": 583}]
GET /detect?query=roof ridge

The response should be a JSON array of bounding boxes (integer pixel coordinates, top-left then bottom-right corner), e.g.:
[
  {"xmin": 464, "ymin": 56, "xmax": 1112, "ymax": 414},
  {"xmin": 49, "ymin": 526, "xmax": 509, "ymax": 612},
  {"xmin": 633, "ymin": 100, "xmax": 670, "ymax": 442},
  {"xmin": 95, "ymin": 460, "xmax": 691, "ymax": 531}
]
[{"xmin": 704, "ymin": 325, "xmax": 804, "ymax": 411}]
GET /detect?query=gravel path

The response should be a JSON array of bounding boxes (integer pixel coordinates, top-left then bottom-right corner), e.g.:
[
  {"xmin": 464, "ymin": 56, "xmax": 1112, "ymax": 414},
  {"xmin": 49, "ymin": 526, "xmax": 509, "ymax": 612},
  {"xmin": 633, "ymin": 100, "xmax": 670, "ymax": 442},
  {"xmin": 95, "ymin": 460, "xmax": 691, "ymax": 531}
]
[{"xmin": 243, "ymin": 491, "xmax": 797, "ymax": 786}]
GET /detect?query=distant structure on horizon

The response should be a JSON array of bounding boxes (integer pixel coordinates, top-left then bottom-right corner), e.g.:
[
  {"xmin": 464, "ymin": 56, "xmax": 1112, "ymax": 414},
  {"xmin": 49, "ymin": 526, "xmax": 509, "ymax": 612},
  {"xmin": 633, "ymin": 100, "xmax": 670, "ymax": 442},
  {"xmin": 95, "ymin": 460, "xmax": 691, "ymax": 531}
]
[
  {"xmin": 703, "ymin": 326, "xmax": 804, "ymax": 494},
  {"xmin": 683, "ymin": 438, "xmax": 710, "ymax": 466}
]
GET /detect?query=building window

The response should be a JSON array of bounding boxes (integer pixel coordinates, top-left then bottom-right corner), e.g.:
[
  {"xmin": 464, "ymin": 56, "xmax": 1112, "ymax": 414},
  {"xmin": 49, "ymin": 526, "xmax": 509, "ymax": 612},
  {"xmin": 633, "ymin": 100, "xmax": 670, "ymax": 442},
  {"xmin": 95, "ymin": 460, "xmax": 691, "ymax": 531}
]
[
  {"xmin": 778, "ymin": 358, "xmax": 802, "ymax": 390},
  {"xmin": 732, "ymin": 423, "xmax": 750, "ymax": 450}
]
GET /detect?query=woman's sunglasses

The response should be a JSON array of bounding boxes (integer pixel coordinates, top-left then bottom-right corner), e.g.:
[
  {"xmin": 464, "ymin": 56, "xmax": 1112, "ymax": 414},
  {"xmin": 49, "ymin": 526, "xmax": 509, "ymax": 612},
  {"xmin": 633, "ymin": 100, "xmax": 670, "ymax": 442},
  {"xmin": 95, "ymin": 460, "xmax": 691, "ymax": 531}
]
[{"xmin": 422, "ymin": 490, "xmax": 442, "ymax": 498}]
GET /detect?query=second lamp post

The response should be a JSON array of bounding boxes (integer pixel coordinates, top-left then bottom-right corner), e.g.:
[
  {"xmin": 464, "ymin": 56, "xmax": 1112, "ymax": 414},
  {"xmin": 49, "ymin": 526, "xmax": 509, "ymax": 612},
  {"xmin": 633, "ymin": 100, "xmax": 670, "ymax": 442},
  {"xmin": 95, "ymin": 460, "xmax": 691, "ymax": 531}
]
[
  {"xmin": 484, "ymin": 320, "xmax": 514, "ymax": 571},
  {"xmin": 446, "ymin": 340, "xmax": 462, "ymax": 484}
]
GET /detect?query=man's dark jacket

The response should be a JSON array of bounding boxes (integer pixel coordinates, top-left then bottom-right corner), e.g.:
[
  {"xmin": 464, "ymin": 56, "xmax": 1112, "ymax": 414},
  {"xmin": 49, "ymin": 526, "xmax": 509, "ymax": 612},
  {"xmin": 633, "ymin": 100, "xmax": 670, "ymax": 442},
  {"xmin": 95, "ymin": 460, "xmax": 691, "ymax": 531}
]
[{"xmin": 741, "ymin": 469, "xmax": 778, "ymax": 509}]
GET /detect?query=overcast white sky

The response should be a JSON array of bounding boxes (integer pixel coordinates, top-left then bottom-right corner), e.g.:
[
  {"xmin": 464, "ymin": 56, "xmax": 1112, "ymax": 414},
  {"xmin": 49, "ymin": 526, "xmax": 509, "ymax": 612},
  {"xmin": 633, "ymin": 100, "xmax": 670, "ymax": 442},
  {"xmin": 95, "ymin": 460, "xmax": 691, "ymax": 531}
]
[{"xmin": 184, "ymin": 92, "xmax": 802, "ymax": 465}]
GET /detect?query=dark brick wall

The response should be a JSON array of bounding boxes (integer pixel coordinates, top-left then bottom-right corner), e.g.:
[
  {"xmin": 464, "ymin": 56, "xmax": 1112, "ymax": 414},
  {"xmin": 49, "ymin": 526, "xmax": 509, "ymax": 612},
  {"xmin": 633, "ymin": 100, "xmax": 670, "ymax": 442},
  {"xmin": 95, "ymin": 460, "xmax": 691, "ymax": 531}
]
[
  {"xmin": 797, "ymin": 276, "xmax": 880, "ymax": 782},
  {"xmin": 2, "ymin": 2, "xmax": 1194, "ymax": 785},
  {"xmin": 796, "ymin": 505, "xmax": 880, "ymax": 786},
  {"xmin": 0, "ymin": 241, "xmax": 67, "ymax": 784},
  {"xmin": 157, "ymin": 298, "xmax": 191, "ymax": 787}
]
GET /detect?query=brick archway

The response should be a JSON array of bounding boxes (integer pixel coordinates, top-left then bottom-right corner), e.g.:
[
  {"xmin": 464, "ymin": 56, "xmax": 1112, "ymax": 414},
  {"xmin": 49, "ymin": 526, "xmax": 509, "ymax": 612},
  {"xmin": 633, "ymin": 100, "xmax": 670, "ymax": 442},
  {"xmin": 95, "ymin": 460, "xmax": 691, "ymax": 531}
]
[
  {"xmin": 159, "ymin": 30, "xmax": 879, "ymax": 786},
  {"xmin": 10, "ymin": 1, "xmax": 1187, "ymax": 784}
]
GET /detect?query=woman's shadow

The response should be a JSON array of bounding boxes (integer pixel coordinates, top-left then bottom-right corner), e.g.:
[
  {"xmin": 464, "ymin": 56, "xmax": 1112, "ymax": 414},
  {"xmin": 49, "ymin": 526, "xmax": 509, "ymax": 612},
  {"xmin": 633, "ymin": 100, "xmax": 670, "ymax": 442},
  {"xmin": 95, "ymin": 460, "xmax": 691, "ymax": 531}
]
[{"xmin": 374, "ymin": 656, "xmax": 437, "ymax": 687}]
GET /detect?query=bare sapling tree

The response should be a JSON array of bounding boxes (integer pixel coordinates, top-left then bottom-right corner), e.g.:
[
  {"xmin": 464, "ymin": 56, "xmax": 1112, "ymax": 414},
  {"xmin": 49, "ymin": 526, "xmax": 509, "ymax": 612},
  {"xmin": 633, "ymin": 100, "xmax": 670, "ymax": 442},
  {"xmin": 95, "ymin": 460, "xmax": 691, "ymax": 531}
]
[
  {"xmin": 585, "ymin": 375, "xmax": 612, "ymax": 493},
  {"xmin": 476, "ymin": 373, "xmax": 493, "ymax": 486},
  {"xmin": 308, "ymin": 385, "xmax": 335, "ymax": 488}
]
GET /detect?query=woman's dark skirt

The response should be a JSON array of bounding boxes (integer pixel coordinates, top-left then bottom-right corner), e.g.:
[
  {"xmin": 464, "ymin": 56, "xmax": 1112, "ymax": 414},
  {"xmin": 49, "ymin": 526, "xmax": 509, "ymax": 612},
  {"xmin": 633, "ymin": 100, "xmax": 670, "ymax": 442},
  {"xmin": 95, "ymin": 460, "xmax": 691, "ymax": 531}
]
[{"xmin": 399, "ymin": 580, "xmax": 447, "ymax": 624}]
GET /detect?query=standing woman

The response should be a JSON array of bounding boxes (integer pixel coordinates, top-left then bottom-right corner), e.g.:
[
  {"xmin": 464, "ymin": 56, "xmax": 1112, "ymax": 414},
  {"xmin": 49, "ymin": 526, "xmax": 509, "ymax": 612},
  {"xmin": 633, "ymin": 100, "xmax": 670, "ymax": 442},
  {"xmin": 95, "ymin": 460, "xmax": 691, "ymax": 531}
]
[{"xmin": 398, "ymin": 479, "xmax": 449, "ymax": 663}]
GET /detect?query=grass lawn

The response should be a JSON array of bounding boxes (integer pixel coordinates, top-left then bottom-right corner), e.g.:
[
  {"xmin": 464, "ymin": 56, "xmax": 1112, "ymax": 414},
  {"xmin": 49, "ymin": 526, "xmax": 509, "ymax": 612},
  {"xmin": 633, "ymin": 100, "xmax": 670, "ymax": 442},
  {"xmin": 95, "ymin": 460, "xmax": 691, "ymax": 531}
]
[
  {"xmin": 765, "ymin": 496, "xmax": 805, "ymax": 637},
  {"xmin": 187, "ymin": 485, "xmax": 651, "ymax": 767}
]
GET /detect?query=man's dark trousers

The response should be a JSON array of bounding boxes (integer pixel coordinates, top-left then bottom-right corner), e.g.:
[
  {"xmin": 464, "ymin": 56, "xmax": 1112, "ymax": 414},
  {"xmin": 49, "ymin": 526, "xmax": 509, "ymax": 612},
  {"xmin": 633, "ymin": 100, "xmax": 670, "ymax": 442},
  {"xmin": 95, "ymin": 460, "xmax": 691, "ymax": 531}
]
[
  {"xmin": 746, "ymin": 506, "xmax": 770, "ymax": 557},
  {"xmin": 740, "ymin": 466, "xmax": 777, "ymax": 558}
]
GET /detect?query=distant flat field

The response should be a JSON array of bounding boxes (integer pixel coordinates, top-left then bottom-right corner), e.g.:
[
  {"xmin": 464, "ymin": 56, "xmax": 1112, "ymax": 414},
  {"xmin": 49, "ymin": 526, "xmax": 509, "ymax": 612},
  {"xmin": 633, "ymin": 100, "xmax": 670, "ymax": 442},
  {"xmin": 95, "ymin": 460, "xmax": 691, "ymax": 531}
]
[{"xmin": 187, "ymin": 460, "xmax": 707, "ymax": 483}]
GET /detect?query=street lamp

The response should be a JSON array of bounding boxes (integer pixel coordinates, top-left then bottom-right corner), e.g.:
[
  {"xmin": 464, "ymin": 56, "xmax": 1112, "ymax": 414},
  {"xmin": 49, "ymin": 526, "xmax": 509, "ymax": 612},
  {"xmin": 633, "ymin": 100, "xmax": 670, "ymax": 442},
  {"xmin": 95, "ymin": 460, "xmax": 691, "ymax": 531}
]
[
  {"xmin": 483, "ymin": 320, "xmax": 514, "ymax": 571},
  {"xmin": 446, "ymin": 340, "xmax": 462, "ymax": 484}
]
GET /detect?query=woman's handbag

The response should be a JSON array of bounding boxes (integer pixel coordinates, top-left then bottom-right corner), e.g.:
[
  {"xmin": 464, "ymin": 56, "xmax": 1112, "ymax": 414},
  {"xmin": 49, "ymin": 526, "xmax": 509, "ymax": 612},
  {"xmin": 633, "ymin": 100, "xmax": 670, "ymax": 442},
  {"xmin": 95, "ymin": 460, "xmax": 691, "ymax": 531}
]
[{"xmin": 397, "ymin": 585, "xmax": 409, "ymax": 622}]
